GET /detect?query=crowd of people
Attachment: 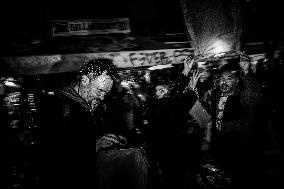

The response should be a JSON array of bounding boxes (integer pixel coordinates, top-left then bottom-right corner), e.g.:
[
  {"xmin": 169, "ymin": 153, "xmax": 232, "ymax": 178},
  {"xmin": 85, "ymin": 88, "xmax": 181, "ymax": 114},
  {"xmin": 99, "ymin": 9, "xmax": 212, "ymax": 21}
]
[
  {"xmin": 146, "ymin": 52, "xmax": 263, "ymax": 189},
  {"xmin": 2, "ymin": 47, "xmax": 284, "ymax": 189}
]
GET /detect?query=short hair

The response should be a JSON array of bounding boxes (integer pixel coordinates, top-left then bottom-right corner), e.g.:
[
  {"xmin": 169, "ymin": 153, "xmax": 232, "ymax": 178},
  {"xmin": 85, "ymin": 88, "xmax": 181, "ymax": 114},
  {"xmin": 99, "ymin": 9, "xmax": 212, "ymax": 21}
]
[{"xmin": 79, "ymin": 57, "xmax": 118, "ymax": 80}]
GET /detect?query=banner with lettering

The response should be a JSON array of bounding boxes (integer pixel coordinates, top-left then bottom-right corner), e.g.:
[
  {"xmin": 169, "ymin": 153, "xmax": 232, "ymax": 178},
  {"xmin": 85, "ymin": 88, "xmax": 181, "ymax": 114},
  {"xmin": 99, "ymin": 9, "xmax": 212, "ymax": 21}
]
[
  {"xmin": 51, "ymin": 18, "xmax": 131, "ymax": 36},
  {"xmin": 1, "ymin": 48, "xmax": 194, "ymax": 75}
]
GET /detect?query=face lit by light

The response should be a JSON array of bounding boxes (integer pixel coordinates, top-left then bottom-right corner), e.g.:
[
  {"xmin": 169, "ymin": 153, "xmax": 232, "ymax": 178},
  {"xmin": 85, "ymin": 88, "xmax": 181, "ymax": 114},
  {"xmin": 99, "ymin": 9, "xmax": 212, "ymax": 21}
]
[
  {"xmin": 155, "ymin": 85, "xmax": 169, "ymax": 99},
  {"xmin": 80, "ymin": 72, "xmax": 113, "ymax": 103},
  {"xmin": 218, "ymin": 71, "xmax": 238, "ymax": 94}
]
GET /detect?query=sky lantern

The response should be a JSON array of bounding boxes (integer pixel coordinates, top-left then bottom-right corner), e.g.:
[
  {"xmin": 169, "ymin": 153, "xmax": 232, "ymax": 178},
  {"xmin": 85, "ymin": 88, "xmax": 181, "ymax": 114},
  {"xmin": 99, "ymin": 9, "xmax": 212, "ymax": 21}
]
[{"xmin": 181, "ymin": 0, "xmax": 242, "ymax": 57}]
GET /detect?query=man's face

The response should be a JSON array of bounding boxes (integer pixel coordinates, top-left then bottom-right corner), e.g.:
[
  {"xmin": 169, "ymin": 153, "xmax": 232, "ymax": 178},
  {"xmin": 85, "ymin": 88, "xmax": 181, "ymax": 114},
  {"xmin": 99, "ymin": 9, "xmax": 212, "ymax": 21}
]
[
  {"xmin": 218, "ymin": 71, "xmax": 238, "ymax": 94},
  {"xmin": 80, "ymin": 72, "xmax": 113, "ymax": 104}
]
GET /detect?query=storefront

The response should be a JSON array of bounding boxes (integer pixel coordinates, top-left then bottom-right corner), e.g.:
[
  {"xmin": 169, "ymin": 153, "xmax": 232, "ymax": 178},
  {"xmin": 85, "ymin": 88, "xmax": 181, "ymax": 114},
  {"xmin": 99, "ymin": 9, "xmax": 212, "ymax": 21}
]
[{"xmin": 0, "ymin": 18, "xmax": 195, "ymax": 188}]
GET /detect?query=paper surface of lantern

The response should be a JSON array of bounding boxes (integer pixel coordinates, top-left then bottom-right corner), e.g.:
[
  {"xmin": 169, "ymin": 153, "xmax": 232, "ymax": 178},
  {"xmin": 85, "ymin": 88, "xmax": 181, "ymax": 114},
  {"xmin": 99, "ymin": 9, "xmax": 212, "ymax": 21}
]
[{"xmin": 181, "ymin": 0, "xmax": 242, "ymax": 57}]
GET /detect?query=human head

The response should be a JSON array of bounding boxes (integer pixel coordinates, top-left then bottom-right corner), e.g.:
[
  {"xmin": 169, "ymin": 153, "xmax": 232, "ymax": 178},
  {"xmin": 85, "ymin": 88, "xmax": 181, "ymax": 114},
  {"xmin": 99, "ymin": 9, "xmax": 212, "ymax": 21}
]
[
  {"xmin": 216, "ymin": 62, "xmax": 240, "ymax": 95},
  {"xmin": 272, "ymin": 49, "xmax": 284, "ymax": 67},
  {"xmin": 197, "ymin": 65, "xmax": 211, "ymax": 83},
  {"xmin": 77, "ymin": 57, "xmax": 118, "ymax": 106},
  {"xmin": 155, "ymin": 84, "xmax": 170, "ymax": 99},
  {"xmin": 239, "ymin": 53, "xmax": 251, "ymax": 74}
]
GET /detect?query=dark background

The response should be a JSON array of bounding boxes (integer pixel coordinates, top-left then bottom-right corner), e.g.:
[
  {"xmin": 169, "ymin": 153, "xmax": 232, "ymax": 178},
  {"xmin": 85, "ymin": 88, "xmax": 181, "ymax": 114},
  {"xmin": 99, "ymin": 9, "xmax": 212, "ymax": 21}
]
[{"xmin": 0, "ymin": 0, "xmax": 283, "ymax": 44}]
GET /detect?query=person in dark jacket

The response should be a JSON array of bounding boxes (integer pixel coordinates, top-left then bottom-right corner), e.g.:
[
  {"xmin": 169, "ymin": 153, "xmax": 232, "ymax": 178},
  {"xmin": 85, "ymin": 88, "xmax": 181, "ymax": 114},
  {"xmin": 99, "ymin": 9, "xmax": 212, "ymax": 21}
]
[
  {"xmin": 39, "ymin": 58, "xmax": 150, "ymax": 189},
  {"xmin": 209, "ymin": 56, "xmax": 262, "ymax": 189},
  {"xmin": 146, "ymin": 57, "xmax": 208, "ymax": 189}
]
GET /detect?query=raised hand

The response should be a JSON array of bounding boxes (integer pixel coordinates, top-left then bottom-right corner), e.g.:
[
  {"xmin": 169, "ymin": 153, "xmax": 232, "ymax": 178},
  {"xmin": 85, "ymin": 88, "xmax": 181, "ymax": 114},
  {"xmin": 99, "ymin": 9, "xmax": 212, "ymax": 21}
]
[
  {"xmin": 182, "ymin": 56, "xmax": 194, "ymax": 76},
  {"xmin": 188, "ymin": 69, "xmax": 200, "ymax": 90}
]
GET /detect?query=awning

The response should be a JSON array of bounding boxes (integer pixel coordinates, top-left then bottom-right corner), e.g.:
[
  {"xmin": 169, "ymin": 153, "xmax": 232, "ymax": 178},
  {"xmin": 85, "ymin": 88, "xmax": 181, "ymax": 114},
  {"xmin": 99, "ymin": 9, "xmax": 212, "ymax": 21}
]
[{"xmin": 1, "ymin": 34, "xmax": 193, "ymax": 75}]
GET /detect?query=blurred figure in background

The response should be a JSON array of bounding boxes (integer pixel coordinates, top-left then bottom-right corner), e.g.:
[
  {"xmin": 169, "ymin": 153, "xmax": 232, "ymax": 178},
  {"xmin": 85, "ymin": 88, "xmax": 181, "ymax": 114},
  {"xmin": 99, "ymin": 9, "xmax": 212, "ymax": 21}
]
[
  {"xmin": 146, "ymin": 57, "xmax": 210, "ymax": 189},
  {"xmin": 120, "ymin": 77, "xmax": 147, "ymax": 146},
  {"xmin": 268, "ymin": 47, "xmax": 284, "ymax": 153},
  {"xmin": 0, "ymin": 80, "xmax": 8, "ymax": 189},
  {"xmin": 239, "ymin": 53, "xmax": 262, "ymax": 146}
]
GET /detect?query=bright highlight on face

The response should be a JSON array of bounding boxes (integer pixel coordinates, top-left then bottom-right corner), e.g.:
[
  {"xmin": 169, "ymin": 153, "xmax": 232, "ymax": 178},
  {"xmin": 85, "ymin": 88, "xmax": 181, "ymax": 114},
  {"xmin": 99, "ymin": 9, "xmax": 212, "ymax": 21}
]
[
  {"xmin": 80, "ymin": 72, "xmax": 113, "ymax": 104},
  {"xmin": 155, "ymin": 85, "xmax": 169, "ymax": 99},
  {"xmin": 218, "ymin": 72, "xmax": 238, "ymax": 94},
  {"xmin": 90, "ymin": 73, "xmax": 113, "ymax": 100}
]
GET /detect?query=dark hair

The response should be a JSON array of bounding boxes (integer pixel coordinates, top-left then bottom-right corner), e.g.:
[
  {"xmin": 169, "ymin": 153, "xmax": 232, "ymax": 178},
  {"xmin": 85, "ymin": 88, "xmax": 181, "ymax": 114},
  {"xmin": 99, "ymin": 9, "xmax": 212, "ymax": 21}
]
[
  {"xmin": 79, "ymin": 57, "xmax": 118, "ymax": 80},
  {"xmin": 240, "ymin": 53, "xmax": 251, "ymax": 62}
]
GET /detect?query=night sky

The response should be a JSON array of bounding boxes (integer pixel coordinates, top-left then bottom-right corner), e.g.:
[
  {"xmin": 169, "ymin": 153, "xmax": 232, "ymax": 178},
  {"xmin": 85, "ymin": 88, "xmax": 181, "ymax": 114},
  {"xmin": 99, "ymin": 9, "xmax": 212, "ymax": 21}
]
[{"xmin": 0, "ymin": 0, "xmax": 283, "ymax": 42}]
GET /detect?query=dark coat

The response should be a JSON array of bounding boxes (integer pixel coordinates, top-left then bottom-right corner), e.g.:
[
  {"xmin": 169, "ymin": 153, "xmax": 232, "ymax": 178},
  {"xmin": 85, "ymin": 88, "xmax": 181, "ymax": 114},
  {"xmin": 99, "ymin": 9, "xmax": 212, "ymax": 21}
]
[
  {"xmin": 211, "ymin": 91, "xmax": 246, "ymax": 131},
  {"xmin": 210, "ymin": 72, "xmax": 262, "ymax": 144},
  {"xmin": 146, "ymin": 75, "xmax": 201, "ymax": 189},
  {"xmin": 209, "ymin": 73, "xmax": 262, "ymax": 186},
  {"xmin": 147, "ymin": 74, "xmax": 199, "ymax": 140},
  {"xmin": 38, "ymin": 83, "xmax": 129, "ymax": 189}
]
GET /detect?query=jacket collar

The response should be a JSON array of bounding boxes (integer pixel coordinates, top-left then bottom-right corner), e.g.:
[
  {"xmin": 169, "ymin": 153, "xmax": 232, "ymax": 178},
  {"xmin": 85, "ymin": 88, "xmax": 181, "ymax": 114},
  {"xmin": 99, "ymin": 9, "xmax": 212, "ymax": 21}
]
[{"xmin": 57, "ymin": 83, "xmax": 92, "ymax": 112}]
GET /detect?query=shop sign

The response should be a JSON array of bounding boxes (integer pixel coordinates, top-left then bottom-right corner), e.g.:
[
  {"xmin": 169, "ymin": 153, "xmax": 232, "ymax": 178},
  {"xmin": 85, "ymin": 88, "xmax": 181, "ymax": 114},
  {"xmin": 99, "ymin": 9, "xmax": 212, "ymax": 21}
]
[{"xmin": 51, "ymin": 18, "xmax": 131, "ymax": 36}]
